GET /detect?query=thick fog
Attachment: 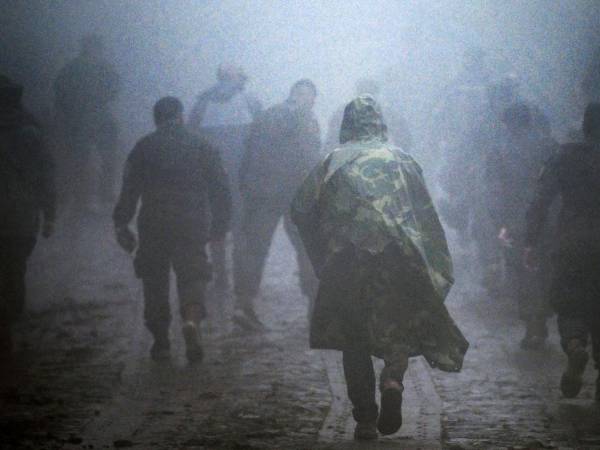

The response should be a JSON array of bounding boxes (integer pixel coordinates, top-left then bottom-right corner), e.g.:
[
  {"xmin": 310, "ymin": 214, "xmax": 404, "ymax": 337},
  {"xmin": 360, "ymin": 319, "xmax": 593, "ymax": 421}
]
[{"xmin": 2, "ymin": 0, "xmax": 599, "ymax": 157}]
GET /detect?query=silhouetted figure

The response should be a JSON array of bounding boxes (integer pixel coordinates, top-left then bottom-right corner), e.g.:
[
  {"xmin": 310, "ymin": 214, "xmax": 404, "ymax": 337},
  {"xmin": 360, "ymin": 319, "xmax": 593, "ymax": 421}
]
[
  {"xmin": 525, "ymin": 103, "xmax": 600, "ymax": 402},
  {"xmin": 0, "ymin": 75, "xmax": 56, "ymax": 355},
  {"xmin": 292, "ymin": 96, "xmax": 468, "ymax": 440},
  {"xmin": 233, "ymin": 79, "xmax": 320, "ymax": 330},
  {"xmin": 484, "ymin": 102, "xmax": 558, "ymax": 348},
  {"xmin": 113, "ymin": 97, "xmax": 231, "ymax": 362},
  {"xmin": 54, "ymin": 34, "xmax": 120, "ymax": 210},
  {"xmin": 188, "ymin": 64, "xmax": 262, "ymax": 291},
  {"xmin": 582, "ymin": 46, "xmax": 600, "ymax": 104}
]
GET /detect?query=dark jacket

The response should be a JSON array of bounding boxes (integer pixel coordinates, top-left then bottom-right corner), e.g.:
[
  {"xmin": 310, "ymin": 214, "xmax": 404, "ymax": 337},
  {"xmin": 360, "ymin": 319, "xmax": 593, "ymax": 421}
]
[
  {"xmin": 0, "ymin": 107, "xmax": 55, "ymax": 237},
  {"xmin": 113, "ymin": 122, "xmax": 231, "ymax": 241},
  {"xmin": 525, "ymin": 141, "xmax": 600, "ymax": 254},
  {"xmin": 239, "ymin": 101, "xmax": 321, "ymax": 206}
]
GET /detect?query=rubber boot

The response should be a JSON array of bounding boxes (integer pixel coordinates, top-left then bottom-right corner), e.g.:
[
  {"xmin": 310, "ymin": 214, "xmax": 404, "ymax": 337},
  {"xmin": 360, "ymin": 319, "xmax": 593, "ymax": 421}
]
[{"xmin": 377, "ymin": 379, "xmax": 404, "ymax": 435}]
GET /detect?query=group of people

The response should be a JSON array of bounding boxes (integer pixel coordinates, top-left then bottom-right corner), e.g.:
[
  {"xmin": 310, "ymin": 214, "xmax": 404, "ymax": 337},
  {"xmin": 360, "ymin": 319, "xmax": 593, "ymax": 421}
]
[{"xmin": 1, "ymin": 34, "xmax": 600, "ymax": 442}]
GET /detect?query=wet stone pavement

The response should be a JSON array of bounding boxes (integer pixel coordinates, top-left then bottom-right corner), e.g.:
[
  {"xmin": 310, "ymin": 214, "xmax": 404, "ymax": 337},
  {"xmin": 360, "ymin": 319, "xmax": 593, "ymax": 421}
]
[{"xmin": 1, "ymin": 214, "xmax": 599, "ymax": 449}]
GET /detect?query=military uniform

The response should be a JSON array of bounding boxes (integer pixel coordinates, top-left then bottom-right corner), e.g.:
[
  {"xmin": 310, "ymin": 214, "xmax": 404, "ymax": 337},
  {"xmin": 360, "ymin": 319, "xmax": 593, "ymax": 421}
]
[
  {"xmin": 526, "ymin": 135, "xmax": 600, "ymax": 399},
  {"xmin": 54, "ymin": 46, "xmax": 120, "ymax": 206},
  {"xmin": 0, "ymin": 76, "xmax": 56, "ymax": 352},
  {"xmin": 113, "ymin": 119, "xmax": 230, "ymax": 355},
  {"xmin": 233, "ymin": 99, "xmax": 320, "ymax": 313},
  {"xmin": 292, "ymin": 96, "xmax": 468, "ymax": 437}
]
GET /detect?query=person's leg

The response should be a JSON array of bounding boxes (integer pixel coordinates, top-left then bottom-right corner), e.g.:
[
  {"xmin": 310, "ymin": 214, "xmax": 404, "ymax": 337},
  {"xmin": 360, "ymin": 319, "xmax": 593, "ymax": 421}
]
[
  {"xmin": 516, "ymin": 245, "xmax": 548, "ymax": 349},
  {"xmin": 342, "ymin": 348, "xmax": 378, "ymax": 440},
  {"xmin": 283, "ymin": 213, "xmax": 318, "ymax": 315},
  {"xmin": 557, "ymin": 310, "xmax": 589, "ymax": 398},
  {"xmin": 232, "ymin": 202, "xmax": 280, "ymax": 329},
  {"xmin": 135, "ymin": 237, "xmax": 172, "ymax": 360},
  {"xmin": 0, "ymin": 237, "xmax": 36, "ymax": 354},
  {"xmin": 173, "ymin": 239, "xmax": 211, "ymax": 363},
  {"xmin": 378, "ymin": 349, "xmax": 409, "ymax": 435}
]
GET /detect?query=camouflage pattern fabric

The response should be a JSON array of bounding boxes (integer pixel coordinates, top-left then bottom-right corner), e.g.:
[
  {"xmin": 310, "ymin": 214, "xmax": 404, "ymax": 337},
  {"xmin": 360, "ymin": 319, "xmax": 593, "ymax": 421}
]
[{"xmin": 292, "ymin": 95, "xmax": 468, "ymax": 372}]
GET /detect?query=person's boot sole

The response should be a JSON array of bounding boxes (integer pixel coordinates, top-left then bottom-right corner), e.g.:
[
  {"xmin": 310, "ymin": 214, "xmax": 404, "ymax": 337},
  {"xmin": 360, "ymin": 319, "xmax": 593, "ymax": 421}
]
[{"xmin": 377, "ymin": 387, "xmax": 403, "ymax": 435}]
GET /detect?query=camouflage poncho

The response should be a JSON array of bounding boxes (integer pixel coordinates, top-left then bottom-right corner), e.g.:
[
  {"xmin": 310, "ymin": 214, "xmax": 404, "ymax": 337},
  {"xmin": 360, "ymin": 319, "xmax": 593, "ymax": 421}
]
[{"xmin": 291, "ymin": 96, "xmax": 468, "ymax": 372}]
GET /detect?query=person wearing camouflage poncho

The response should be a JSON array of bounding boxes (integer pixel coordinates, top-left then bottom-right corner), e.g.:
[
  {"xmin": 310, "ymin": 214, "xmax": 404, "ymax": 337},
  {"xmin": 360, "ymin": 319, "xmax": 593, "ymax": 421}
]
[{"xmin": 291, "ymin": 95, "xmax": 468, "ymax": 440}]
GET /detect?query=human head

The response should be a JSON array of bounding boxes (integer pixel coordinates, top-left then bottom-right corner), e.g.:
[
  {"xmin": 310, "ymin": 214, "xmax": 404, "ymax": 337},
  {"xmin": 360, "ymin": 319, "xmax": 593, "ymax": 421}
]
[
  {"xmin": 501, "ymin": 102, "xmax": 532, "ymax": 133},
  {"xmin": 355, "ymin": 78, "xmax": 380, "ymax": 97},
  {"xmin": 288, "ymin": 78, "xmax": 317, "ymax": 112},
  {"xmin": 339, "ymin": 94, "xmax": 387, "ymax": 144},
  {"xmin": 80, "ymin": 33, "xmax": 104, "ymax": 59},
  {"xmin": 153, "ymin": 96, "xmax": 183, "ymax": 127},
  {"xmin": 583, "ymin": 102, "xmax": 600, "ymax": 141},
  {"xmin": 217, "ymin": 63, "xmax": 248, "ymax": 87},
  {"xmin": 0, "ymin": 75, "xmax": 23, "ymax": 109}
]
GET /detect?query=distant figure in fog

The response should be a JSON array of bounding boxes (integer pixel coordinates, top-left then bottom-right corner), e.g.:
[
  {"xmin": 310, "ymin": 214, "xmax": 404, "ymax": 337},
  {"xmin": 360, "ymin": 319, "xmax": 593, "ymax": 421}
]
[
  {"xmin": 324, "ymin": 78, "xmax": 413, "ymax": 154},
  {"xmin": 54, "ymin": 33, "xmax": 120, "ymax": 210},
  {"xmin": 525, "ymin": 103, "xmax": 600, "ymax": 403},
  {"xmin": 582, "ymin": 47, "xmax": 600, "ymax": 104},
  {"xmin": 233, "ymin": 79, "xmax": 320, "ymax": 331},
  {"xmin": 188, "ymin": 63, "xmax": 262, "ymax": 291},
  {"xmin": 484, "ymin": 102, "xmax": 558, "ymax": 349},
  {"xmin": 292, "ymin": 96, "xmax": 468, "ymax": 440},
  {"xmin": 113, "ymin": 97, "xmax": 231, "ymax": 363},
  {"xmin": 0, "ymin": 76, "xmax": 56, "ymax": 355}
]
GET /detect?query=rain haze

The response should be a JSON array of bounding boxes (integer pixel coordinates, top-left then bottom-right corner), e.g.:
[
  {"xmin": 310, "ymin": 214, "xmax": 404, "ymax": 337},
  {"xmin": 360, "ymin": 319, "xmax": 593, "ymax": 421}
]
[{"xmin": 1, "ymin": 1, "xmax": 600, "ymax": 448}]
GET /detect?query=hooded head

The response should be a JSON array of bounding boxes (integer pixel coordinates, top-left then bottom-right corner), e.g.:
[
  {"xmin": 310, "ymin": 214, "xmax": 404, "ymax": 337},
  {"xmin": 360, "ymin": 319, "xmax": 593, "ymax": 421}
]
[
  {"xmin": 339, "ymin": 95, "xmax": 388, "ymax": 145},
  {"xmin": 0, "ymin": 75, "xmax": 23, "ymax": 110}
]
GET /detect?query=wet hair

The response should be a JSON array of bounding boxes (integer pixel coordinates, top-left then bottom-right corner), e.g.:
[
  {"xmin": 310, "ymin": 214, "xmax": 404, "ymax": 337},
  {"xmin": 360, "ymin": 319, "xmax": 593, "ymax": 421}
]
[
  {"xmin": 153, "ymin": 96, "xmax": 183, "ymax": 125},
  {"xmin": 583, "ymin": 102, "xmax": 600, "ymax": 139},
  {"xmin": 0, "ymin": 75, "xmax": 23, "ymax": 108},
  {"xmin": 290, "ymin": 78, "xmax": 317, "ymax": 97}
]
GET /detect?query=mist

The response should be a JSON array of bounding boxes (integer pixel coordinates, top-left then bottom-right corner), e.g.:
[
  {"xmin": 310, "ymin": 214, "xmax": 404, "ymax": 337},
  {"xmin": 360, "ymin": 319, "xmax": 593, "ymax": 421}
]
[
  {"xmin": 2, "ymin": 2, "xmax": 600, "ymax": 448},
  {"xmin": 2, "ymin": 1, "xmax": 599, "ymax": 153}
]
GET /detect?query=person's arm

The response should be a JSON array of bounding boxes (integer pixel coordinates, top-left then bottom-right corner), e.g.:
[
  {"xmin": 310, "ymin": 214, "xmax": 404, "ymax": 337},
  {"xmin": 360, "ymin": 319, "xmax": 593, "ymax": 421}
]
[
  {"xmin": 205, "ymin": 145, "xmax": 232, "ymax": 240},
  {"xmin": 113, "ymin": 144, "xmax": 143, "ymax": 230}
]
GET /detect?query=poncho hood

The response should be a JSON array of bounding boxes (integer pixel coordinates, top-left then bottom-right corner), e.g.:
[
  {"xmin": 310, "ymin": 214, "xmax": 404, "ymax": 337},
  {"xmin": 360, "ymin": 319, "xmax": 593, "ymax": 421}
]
[{"xmin": 339, "ymin": 94, "xmax": 388, "ymax": 144}]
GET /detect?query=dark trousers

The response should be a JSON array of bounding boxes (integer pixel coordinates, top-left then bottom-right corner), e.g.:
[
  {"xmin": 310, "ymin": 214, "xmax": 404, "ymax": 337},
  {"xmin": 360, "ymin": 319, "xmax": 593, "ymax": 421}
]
[
  {"xmin": 342, "ymin": 348, "xmax": 408, "ymax": 423},
  {"xmin": 553, "ymin": 251, "xmax": 600, "ymax": 369},
  {"xmin": 134, "ymin": 231, "xmax": 211, "ymax": 339},
  {"xmin": 503, "ymin": 242, "xmax": 550, "ymax": 336},
  {"xmin": 0, "ymin": 237, "xmax": 37, "ymax": 326},
  {"xmin": 233, "ymin": 200, "xmax": 317, "ymax": 304}
]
